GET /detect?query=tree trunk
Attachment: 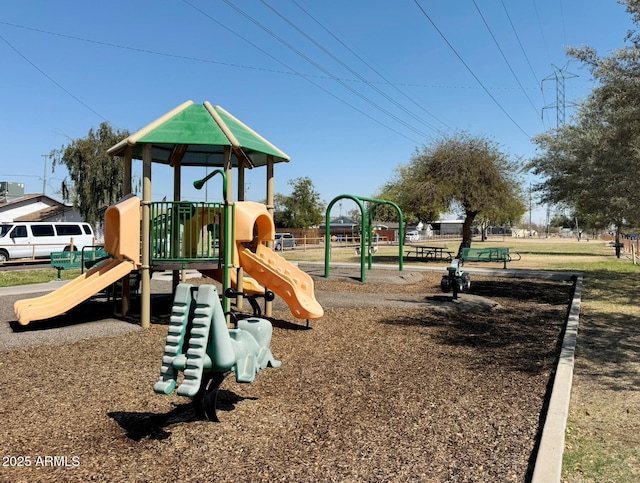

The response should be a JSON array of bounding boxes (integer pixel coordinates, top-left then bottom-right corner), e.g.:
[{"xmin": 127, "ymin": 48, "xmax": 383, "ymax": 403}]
[
  {"xmin": 457, "ymin": 212, "xmax": 477, "ymax": 258},
  {"xmin": 615, "ymin": 225, "xmax": 622, "ymax": 259}
]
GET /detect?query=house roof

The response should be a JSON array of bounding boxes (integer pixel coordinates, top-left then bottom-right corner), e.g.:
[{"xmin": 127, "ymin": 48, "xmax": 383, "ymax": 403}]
[
  {"xmin": 13, "ymin": 204, "xmax": 70, "ymax": 222},
  {"xmin": 0, "ymin": 193, "xmax": 64, "ymax": 209}
]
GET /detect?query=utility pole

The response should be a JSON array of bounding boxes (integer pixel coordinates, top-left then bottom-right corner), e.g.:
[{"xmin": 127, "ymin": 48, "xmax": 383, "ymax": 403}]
[
  {"xmin": 529, "ymin": 184, "xmax": 532, "ymax": 237},
  {"xmin": 41, "ymin": 154, "xmax": 48, "ymax": 195}
]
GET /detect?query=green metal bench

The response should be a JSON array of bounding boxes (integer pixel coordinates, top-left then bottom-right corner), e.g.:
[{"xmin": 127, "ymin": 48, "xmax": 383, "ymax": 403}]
[
  {"xmin": 50, "ymin": 248, "xmax": 110, "ymax": 279},
  {"xmin": 460, "ymin": 247, "xmax": 520, "ymax": 269}
]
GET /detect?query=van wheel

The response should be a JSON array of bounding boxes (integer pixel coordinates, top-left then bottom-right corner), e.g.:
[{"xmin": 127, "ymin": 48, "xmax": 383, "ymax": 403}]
[
  {"xmin": 0, "ymin": 250, "xmax": 8, "ymax": 262},
  {"xmin": 63, "ymin": 245, "xmax": 77, "ymax": 252}
]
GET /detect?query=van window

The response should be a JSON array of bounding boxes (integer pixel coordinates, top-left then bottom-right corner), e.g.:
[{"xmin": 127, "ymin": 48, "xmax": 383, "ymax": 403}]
[
  {"xmin": 31, "ymin": 225, "xmax": 55, "ymax": 237},
  {"xmin": 82, "ymin": 224, "xmax": 93, "ymax": 235},
  {"xmin": 55, "ymin": 224, "xmax": 82, "ymax": 236},
  {"xmin": 12, "ymin": 225, "xmax": 27, "ymax": 238},
  {"xmin": 0, "ymin": 225, "xmax": 12, "ymax": 237}
]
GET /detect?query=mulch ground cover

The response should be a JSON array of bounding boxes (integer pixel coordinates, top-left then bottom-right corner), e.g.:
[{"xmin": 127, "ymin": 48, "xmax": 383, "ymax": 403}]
[{"xmin": 0, "ymin": 269, "xmax": 572, "ymax": 482}]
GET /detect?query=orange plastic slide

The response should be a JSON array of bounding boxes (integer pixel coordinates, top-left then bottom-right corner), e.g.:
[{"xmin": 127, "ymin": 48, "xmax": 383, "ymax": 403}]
[
  {"xmin": 238, "ymin": 244, "xmax": 323, "ymax": 320},
  {"xmin": 14, "ymin": 259, "xmax": 136, "ymax": 326},
  {"xmin": 195, "ymin": 201, "xmax": 322, "ymax": 320}
]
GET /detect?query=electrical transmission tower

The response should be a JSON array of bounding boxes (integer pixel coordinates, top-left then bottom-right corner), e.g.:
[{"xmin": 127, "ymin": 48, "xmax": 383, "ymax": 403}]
[
  {"xmin": 539, "ymin": 64, "xmax": 578, "ymax": 236},
  {"xmin": 541, "ymin": 63, "xmax": 578, "ymax": 128}
]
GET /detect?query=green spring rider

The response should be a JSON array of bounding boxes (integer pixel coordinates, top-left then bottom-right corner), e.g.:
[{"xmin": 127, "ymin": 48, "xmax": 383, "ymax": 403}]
[{"xmin": 153, "ymin": 283, "xmax": 281, "ymax": 421}]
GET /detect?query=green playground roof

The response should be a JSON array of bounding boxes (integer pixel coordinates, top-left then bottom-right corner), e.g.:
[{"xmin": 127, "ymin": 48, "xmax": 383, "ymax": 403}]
[{"xmin": 107, "ymin": 100, "xmax": 290, "ymax": 168}]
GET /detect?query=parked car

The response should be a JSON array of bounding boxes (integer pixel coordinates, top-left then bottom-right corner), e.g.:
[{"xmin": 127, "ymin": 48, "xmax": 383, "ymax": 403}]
[
  {"xmin": 405, "ymin": 230, "xmax": 420, "ymax": 242},
  {"xmin": 274, "ymin": 233, "xmax": 296, "ymax": 251}
]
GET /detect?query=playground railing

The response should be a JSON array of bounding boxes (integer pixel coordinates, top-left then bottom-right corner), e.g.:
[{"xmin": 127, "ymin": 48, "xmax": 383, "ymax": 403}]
[{"xmin": 150, "ymin": 201, "xmax": 226, "ymax": 265}]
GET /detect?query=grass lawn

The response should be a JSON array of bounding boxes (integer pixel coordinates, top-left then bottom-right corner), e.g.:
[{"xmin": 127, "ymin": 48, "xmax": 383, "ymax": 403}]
[{"xmin": 0, "ymin": 267, "xmax": 81, "ymax": 286}]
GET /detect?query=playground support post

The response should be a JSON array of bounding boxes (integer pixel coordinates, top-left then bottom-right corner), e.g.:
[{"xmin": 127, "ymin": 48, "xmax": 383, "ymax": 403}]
[
  {"xmin": 141, "ymin": 144, "xmax": 152, "ymax": 329},
  {"xmin": 265, "ymin": 157, "xmax": 275, "ymax": 317},
  {"xmin": 122, "ymin": 145, "xmax": 133, "ymax": 317},
  {"xmin": 193, "ymin": 168, "xmax": 231, "ymax": 317}
]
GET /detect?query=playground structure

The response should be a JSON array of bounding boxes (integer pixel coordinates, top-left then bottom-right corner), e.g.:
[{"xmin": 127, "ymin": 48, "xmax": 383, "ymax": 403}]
[
  {"xmin": 153, "ymin": 283, "xmax": 280, "ymax": 421},
  {"xmin": 13, "ymin": 100, "xmax": 323, "ymax": 327},
  {"xmin": 324, "ymin": 195, "xmax": 405, "ymax": 282}
]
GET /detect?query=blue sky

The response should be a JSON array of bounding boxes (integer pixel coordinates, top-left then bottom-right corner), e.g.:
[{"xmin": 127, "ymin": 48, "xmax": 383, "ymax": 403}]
[{"xmin": 0, "ymin": 0, "xmax": 634, "ymax": 225}]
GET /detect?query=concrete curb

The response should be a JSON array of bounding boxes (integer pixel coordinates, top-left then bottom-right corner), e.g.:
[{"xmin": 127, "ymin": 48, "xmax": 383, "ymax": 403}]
[{"xmin": 531, "ymin": 275, "xmax": 582, "ymax": 482}]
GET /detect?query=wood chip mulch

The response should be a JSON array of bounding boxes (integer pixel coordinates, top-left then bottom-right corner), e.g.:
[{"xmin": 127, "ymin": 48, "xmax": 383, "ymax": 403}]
[{"xmin": 0, "ymin": 269, "xmax": 572, "ymax": 482}]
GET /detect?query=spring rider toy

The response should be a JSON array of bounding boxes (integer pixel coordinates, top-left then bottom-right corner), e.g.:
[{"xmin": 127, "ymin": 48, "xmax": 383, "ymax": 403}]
[
  {"xmin": 440, "ymin": 258, "xmax": 471, "ymax": 300},
  {"xmin": 153, "ymin": 283, "xmax": 280, "ymax": 421}
]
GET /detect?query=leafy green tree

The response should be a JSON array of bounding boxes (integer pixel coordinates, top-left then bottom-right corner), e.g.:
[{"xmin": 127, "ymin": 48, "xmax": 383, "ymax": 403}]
[
  {"xmin": 347, "ymin": 208, "xmax": 362, "ymax": 226},
  {"xmin": 528, "ymin": 0, "xmax": 640, "ymax": 255},
  {"xmin": 272, "ymin": 193, "xmax": 289, "ymax": 228},
  {"xmin": 274, "ymin": 177, "xmax": 325, "ymax": 229},
  {"xmin": 379, "ymin": 133, "xmax": 525, "ymax": 256},
  {"xmin": 374, "ymin": 178, "xmax": 419, "ymax": 225},
  {"xmin": 52, "ymin": 122, "xmax": 130, "ymax": 225}
]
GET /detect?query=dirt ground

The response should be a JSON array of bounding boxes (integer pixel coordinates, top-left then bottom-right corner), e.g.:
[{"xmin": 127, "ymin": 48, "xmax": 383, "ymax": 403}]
[{"xmin": 0, "ymin": 267, "xmax": 573, "ymax": 482}]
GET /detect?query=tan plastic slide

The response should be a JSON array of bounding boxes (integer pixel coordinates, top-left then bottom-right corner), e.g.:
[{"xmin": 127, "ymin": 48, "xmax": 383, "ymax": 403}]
[
  {"xmin": 14, "ymin": 259, "xmax": 135, "ymax": 326},
  {"xmin": 238, "ymin": 244, "xmax": 323, "ymax": 320},
  {"xmin": 14, "ymin": 194, "xmax": 141, "ymax": 326}
]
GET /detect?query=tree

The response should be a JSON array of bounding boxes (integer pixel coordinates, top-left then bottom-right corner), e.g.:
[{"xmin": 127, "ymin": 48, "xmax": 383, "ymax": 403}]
[
  {"xmin": 527, "ymin": 0, "xmax": 640, "ymax": 255},
  {"xmin": 272, "ymin": 193, "xmax": 289, "ymax": 228},
  {"xmin": 52, "ymin": 122, "xmax": 130, "ymax": 225},
  {"xmin": 379, "ymin": 133, "xmax": 525, "ymax": 256},
  {"xmin": 274, "ymin": 177, "xmax": 324, "ymax": 229}
]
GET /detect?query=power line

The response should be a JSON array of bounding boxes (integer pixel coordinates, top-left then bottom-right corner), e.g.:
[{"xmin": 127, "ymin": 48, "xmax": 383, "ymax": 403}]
[
  {"xmin": 559, "ymin": 0, "xmax": 568, "ymax": 46},
  {"xmin": 180, "ymin": 0, "xmax": 422, "ymax": 144},
  {"xmin": 216, "ymin": 0, "xmax": 433, "ymax": 140},
  {"xmin": 472, "ymin": 0, "xmax": 540, "ymax": 119},
  {"xmin": 0, "ymin": 32, "xmax": 117, "ymax": 128},
  {"xmin": 532, "ymin": 0, "xmax": 552, "ymax": 66},
  {"xmin": 500, "ymin": 1, "xmax": 540, "ymax": 86},
  {"xmin": 0, "ymin": 20, "xmax": 315, "ymax": 80},
  {"xmin": 287, "ymin": 0, "xmax": 452, "ymax": 133},
  {"xmin": 0, "ymin": 20, "xmax": 534, "ymax": 94},
  {"xmin": 411, "ymin": 0, "xmax": 530, "ymax": 138},
  {"xmin": 500, "ymin": 0, "xmax": 548, "ymax": 123},
  {"xmin": 261, "ymin": 0, "xmax": 444, "ymax": 135}
]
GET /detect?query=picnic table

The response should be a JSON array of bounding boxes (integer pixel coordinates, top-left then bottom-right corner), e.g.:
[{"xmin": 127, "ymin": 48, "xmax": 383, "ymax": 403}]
[{"xmin": 404, "ymin": 245, "xmax": 455, "ymax": 261}]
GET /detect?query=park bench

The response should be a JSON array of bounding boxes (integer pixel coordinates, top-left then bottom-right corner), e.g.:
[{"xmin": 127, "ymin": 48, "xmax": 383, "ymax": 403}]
[
  {"xmin": 50, "ymin": 248, "xmax": 110, "ymax": 279},
  {"xmin": 460, "ymin": 247, "xmax": 521, "ymax": 269}
]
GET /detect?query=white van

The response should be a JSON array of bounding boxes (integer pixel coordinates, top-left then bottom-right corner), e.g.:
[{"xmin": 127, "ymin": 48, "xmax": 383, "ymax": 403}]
[{"xmin": 0, "ymin": 222, "xmax": 96, "ymax": 262}]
